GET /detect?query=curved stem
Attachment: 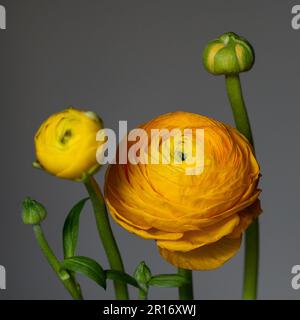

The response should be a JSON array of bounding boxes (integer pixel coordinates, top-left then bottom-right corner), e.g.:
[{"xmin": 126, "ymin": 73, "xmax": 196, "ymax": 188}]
[
  {"xmin": 225, "ymin": 75, "xmax": 254, "ymax": 145},
  {"xmin": 33, "ymin": 224, "xmax": 83, "ymax": 300},
  {"xmin": 225, "ymin": 74, "xmax": 259, "ymax": 300},
  {"xmin": 178, "ymin": 268, "xmax": 194, "ymax": 300},
  {"xmin": 84, "ymin": 176, "xmax": 129, "ymax": 300}
]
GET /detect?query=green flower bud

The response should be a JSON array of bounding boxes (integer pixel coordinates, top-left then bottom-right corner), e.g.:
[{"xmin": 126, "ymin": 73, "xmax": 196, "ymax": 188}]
[
  {"xmin": 134, "ymin": 261, "xmax": 152, "ymax": 292},
  {"xmin": 22, "ymin": 197, "xmax": 47, "ymax": 225},
  {"xmin": 202, "ymin": 32, "xmax": 254, "ymax": 75},
  {"xmin": 85, "ymin": 111, "xmax": 103, "ymax": 127},
  {"xmin": 32, "ymin": 161, "xmax": 42, "ymax": 169}
]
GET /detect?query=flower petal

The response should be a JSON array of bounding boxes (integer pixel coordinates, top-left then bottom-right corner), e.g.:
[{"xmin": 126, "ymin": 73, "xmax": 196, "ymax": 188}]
[
  {"xmin": 157, "ymin": 214, "xmax": 240, "ymax": 252},
  {"xmin": 228, "ymin": 199, "xmax": 262, "ymax": 239},
  {"xmin": 106, "ymin": 198, "xmax": 184, "ymax": 240},
  {"xmin": 159, "ymin": 236, "xmax": 242, "ymax": 270}
]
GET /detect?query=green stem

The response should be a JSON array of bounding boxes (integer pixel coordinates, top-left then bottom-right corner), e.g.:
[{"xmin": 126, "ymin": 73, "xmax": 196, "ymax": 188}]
[
  {"xmin": 242, "ymin": 219, "xmax": 259, "ymax": 299},
  {"xmin": 225, "ymin": 75, "xmax": 254, "ymax": 146},
  {"xmin": 138, "ymin": 289, "xmax": 148, "ymax": 300},
  {"xmin": 225, "ymin": 74, "xmax": 259, "ymax": 300},
  {"xmin": 33, "ymin": 224, "xmax": 83, "ymax": 300},
  {"xmin": 84, "ymin": 176, "xmax": 129, "ymax": 300},
  {"xmin": 178, "ymin": 268, "xmax": 194, "ymax": 300}
]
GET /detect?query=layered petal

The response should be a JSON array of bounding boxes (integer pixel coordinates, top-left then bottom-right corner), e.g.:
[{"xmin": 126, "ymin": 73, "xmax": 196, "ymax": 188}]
[
  {"xmin": 228, "ymin": 199, "xmax": 262, "ymax": 239},
  {"xmin": 156, "ymin": 214, "xmax": 240, "ymax": 252},
  {"xmin": 159, "ymin": 236, "xmax": 242, "ymax": 270},
  {"xmin": 35, "ymin": 108, "xmax": 104, "ymax": 180},
  {"xmin": 104, "ymin": 111, "xmax": 261, "ymax": 270}
]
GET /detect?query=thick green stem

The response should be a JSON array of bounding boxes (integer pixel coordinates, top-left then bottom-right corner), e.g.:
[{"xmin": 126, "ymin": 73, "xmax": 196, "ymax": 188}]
[
  {"xmin": 33, "ymin": 224, "xmax": 83, "ymax": 300},
  {"xmin": 242, "ymin": 219, "xmax": 259, "ymax": 299},
  {"xmin": 225, "ymin": 74, "xmax": 259, "ymax": 300},
  {"xmin": 225, "ymin": 75, "xmax": 254, "ymax": 146},
  {"xmin": 84, "ymin": 176, "xmax": 129, "ymax": 300},
  {"xmin": 178, "ymin": 268, "xmax": 194, "ymax": 300}
]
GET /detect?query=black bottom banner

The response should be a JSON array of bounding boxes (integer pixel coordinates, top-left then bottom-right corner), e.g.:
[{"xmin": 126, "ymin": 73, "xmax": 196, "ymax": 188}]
[{"xmin": 0, "ymin": 300, "xmax": 298, "ymax": 319}]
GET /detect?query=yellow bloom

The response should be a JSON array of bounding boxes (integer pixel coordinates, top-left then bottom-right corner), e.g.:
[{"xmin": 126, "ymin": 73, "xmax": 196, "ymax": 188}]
[
  {"xmin": 104, "ymin": 111, "xmax": 261, "ymax": 270},
  {"xmin": 34, "ymin": 108, "xmax": 103, "ymax": 180}
]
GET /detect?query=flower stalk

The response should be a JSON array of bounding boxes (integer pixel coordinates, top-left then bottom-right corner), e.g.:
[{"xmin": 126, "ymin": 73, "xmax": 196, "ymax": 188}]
[
  {"xmin": 33, "ymin": 224, "xmax": 83, "ymax": 300},
  {"xmin": 225, "ymin": 75, "xmax": 253, "ymax": 146},
  {"xmin": 84, "ymin": 176, "xmax": 129, "ymax": 300},
  {"xmin": 138, "ymin": 289, "xmax": 148, "ymax": 300},
  {"xmin": 225, "ymin": 74, "xmax": 259, "ymax": 300},
  {"xmin": 178, "ymin": 268, "xmax": 194, "ymax": 300}
]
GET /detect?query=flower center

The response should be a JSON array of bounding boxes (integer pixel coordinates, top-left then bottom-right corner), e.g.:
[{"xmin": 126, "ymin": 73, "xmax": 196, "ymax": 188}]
[
  {"xmin": 175, "ymin": 151, "xmax": 187, "ymax": 162},
  {"xmin": 60, "ymin": 129, "xmax": 72, "ymax": 144}
]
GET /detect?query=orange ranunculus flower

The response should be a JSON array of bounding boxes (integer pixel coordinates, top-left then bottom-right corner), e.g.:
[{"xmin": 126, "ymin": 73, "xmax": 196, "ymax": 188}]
[{"xmin": 104, "ymin": 111, "xmax": 261, "ymax": 270}]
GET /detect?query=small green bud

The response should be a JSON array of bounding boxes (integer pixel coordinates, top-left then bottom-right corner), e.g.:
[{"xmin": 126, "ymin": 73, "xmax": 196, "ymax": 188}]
[
  {"xmin": 85, "ymin": 111, "xmax": 103, "ymax": 126},
  {"xmin": 32, "ymin": 161, "xmax": 42, "ymax": 169},
  {"xmin": 22, "ymin": 197, "xmax": 47, "ymax": 225},
  {"xmin": 202, "ymin": 32, "xmax": 254, "ymax": 75},
  {"xmin": 134, "ymin": 261, "xmax": 152, "ymax": 292}
]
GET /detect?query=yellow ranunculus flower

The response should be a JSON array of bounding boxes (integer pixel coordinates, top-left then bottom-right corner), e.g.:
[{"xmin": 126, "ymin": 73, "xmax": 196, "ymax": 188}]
[
  {"xmin": 34, "ymin": 108, "xmax": 103, "ymax": 181},
  {"xmin": 104, "ymin": 111, "xmax": 261, "ymax": 270}
]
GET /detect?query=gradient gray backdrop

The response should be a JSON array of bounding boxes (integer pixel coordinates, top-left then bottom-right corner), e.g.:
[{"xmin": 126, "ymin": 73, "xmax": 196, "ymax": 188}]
[{"xmin": 0, "ymin": 0, "xmax": 298, "ymax": 299}]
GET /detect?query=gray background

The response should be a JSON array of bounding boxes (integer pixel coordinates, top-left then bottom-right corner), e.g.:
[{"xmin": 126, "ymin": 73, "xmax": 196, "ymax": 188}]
[{"xmin": 0, "ymin": 0, "xmax": 298, "ymax": 299}]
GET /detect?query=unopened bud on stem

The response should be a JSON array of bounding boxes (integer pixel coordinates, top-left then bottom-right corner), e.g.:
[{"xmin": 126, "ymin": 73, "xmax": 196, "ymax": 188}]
[
  {"xmin": 202, "ymin": 32, "xmax": 254, "ymax": 75},
  {"xmin": 22, "ymin": 197, "xmax": 47, "ymax": 225}
]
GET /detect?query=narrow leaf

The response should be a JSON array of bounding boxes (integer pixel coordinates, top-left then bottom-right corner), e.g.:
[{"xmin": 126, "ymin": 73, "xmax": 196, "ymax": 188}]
[
  {"xmin": 106, "ymin": 270, "xmax": 139, "ymax": 288},
  {"xmin": 61, "ymin": 256, "xmax": 106, "ymax": 289},
  {"xmin": 148, "ymin": 274, "xmax": 189, "ymax": 288},
  {"xmin": 63, "ymin": 198, "xmax": 89, "ymax": 259}
]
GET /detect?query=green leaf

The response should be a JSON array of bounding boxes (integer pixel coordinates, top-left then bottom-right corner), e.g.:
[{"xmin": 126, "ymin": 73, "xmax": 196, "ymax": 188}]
[
  {"xmin": 148, "ymin": 274, "xmax": 189, "ymax": 288},
  {"xmin": 63, "ymin": 198, "xmax": 89, "ymax": 259},
  {"xmin": 61, "ymin": 256, "xmax": 106, "ymax": 289},
  {"xmin": 105, "ymin": 270, "xmax": 139, "ymax": 288}
]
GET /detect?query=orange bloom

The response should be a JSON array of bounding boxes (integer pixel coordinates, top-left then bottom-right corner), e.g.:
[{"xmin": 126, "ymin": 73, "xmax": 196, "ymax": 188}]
[{"xmin": 104, "ymin": 111, "xmax": 261, "ymax": 270}]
